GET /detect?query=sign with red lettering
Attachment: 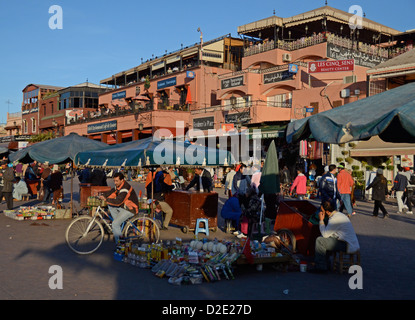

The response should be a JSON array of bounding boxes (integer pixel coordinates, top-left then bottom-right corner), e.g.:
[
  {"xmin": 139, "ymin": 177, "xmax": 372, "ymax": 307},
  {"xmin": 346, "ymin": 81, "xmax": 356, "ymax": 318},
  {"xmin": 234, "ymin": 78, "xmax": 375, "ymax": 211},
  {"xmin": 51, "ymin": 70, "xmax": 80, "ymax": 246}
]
[{"xmin": 308, "ymin": 59, "xmax": 355, "ymax": 73}]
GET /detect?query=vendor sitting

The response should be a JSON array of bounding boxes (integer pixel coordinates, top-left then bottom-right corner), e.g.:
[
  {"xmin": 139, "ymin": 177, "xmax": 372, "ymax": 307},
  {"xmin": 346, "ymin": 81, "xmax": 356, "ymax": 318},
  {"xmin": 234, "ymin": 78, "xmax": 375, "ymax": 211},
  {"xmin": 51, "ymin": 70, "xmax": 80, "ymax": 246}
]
[
  {"xmin": 13, "ymin": 177, "xmax": 29, "ymax": 201},
  {"xmin": 310, "ymin": 200, "xmax": 360, "ymax": 273},
  {"xmin": 221, "ymin": 195, "xmax": 242, "ymax": 232}
]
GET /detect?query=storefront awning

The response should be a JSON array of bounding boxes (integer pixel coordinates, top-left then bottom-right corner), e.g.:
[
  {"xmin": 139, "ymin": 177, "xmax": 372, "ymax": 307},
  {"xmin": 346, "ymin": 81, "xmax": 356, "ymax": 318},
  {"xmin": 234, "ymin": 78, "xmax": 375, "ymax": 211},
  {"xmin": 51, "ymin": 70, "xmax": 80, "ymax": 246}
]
[
  {"xmin": 350, "ymin": 135, "xmax": 415, "ymax": 157},
  {"xmin": 248, "ymin": 124, "xmax": 286, "ymax": 139}
]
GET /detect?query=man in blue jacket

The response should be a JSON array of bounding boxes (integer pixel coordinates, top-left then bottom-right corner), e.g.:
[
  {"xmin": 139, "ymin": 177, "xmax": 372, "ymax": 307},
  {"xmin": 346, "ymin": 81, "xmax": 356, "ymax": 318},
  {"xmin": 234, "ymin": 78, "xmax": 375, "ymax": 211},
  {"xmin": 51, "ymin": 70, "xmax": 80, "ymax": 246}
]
[{"xmin": 319, "ymin": 164, "xmax": 341, "ymax": 209}]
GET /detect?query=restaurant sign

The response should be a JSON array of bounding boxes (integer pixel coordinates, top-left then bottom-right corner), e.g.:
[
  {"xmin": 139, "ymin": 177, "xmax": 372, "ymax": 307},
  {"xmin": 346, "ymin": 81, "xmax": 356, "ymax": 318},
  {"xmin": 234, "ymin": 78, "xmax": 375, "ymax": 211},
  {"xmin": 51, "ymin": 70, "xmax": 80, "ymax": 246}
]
[
  {"xmin": 263, "ymin": 70, "xmax": 293, "ymax": 84},
  {"xmin": 193, "ymin": 116, "xmax": 214, "ymax": 130},
  {"xmin": 112, "ymin": 91, "xmax": 126, "ymax": 100},
  {"xmin": 327, "ymin": 43, "xmax": 388, "ymax": 68},
  {"xmin": 221, "ymin": 75, "xmax": 244, "ymax": 89},
  {"xmin": 157, "ymin": 77, "xmax": 177, "ymax": 90},
  {"xmin": 87, "ymin": 120, "xmax": 117, "ymax": 134},
  {"xmin": 224, "ymin": 111, "xmax": 251, "ymax": 124}
]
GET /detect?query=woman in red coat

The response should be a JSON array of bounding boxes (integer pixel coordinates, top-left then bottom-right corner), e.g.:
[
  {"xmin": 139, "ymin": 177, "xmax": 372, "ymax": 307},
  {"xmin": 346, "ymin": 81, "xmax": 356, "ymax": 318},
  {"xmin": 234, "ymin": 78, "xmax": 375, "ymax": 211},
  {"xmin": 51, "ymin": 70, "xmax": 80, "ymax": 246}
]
[{"xmin": 290, "ymin": 168, "xmax": 307, "ymax": 200}]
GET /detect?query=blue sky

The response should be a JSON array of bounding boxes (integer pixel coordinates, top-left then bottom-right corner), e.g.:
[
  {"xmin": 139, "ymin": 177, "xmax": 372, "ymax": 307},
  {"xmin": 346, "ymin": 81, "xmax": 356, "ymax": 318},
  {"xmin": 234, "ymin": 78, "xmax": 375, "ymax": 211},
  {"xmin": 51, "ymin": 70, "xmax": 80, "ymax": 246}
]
[{"xmin": 1, "ymin": 0, "xmax": 414, "ymax": 122}]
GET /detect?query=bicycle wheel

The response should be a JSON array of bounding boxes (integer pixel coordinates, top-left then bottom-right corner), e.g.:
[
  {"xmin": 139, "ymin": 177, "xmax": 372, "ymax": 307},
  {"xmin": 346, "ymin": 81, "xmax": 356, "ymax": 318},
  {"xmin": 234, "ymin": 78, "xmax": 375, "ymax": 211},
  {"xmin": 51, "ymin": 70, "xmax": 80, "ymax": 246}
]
[
  {"xmin": 65, "ymin": 216, "xmax": 104, "ymax": 254},
  {"xmin": 123, "ymin": 216, "xmax": 160, "ymax": 244}
]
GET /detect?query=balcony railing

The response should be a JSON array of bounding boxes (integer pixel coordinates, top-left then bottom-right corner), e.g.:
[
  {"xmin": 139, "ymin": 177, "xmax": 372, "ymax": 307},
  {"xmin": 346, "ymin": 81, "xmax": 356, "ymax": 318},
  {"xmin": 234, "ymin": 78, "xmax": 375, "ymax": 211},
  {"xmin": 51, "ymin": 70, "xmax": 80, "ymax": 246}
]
[
  {"xmin": 243, "ymin": 32, "xmax": 395, "ymax": 59},
  {"xmin": 66, "ymin": 100, "xmax": 194, "ymax": 126},
  {"xmin": 191, "ymin": 99, "xmax": 291, "ymax": 115},
  {"xmin": 157, "ymin": 99, "xmax": 196, "ymax": 111}
]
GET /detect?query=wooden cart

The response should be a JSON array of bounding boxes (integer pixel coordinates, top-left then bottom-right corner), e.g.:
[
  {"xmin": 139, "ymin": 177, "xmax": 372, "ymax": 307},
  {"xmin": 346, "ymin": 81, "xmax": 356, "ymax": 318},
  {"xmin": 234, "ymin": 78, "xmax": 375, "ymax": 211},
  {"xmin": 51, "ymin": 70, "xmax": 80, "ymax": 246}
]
[
  {"xmin": 164, "ymin": 190, "xmax": 218, "ymax": 233},
  {"xmin": 273, "ymin": 200, "xmax": 321, "ymax": 256}
]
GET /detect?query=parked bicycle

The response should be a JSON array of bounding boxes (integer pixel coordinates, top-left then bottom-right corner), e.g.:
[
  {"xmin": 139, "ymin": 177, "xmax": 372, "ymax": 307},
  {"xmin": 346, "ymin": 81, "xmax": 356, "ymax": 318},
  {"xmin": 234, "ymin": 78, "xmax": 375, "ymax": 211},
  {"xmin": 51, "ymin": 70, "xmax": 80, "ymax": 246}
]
[{"xmin": 65, "ymin": 201, "xmax": 160, "ymax": 255}]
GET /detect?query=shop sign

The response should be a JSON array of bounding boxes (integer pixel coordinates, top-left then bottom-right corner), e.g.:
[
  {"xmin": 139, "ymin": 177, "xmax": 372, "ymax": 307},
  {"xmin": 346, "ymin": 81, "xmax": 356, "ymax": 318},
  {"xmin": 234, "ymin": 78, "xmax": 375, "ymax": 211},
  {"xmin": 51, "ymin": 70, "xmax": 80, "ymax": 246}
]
[
  {"xmin": 308, "ymin": 59, "xmax": 355, "ymax": 74},
  {"xmin": 157, "ymin": 77, "xmax": 177, "ymax": 90},
  {"xmin": 225, "ymin": 111, "xmax": 250, "ymax": 124},
  {"xmin": 221, "ymin": 123, "xmax": 234, "ymax": 131},
  {"xmin": 263, "ymin": 70, "xmax": 293, "ymax": 84},
  {"xmin": 288, "ymin": 64, "xmax": 299, "ymax": 73},
  {"xmin": 221, "ymin": 75, "xmax": 244, "ymax": 89},
  {"xmin": 112, "ymin": 91, "xmax": 126, "ymax": 100},
  {"xmin": 87, "ymin": 120, "xmax": 117, "ymax": 134},
  {"xmin": 327, "ymin": 43, "xmax": 388, "ymax": 68},
  {"xmin": 186, "ymin": 71, "xmax": 196, "ymax": 79},
  {"xmin": 193, "ymin": 116, "xmax": 214, "ymax": 130}
]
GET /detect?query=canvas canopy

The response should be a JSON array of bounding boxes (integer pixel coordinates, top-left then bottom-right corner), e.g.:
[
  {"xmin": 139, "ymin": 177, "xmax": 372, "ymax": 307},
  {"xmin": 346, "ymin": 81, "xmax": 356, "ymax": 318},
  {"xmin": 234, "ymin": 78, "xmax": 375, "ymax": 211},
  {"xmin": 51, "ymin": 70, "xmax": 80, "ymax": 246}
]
[
  {"xmin": 9, "ymin": 132, "xmax": 108, "ymax": 164},
  {"xmin": 74, "ymin": 137, "xmax": 235, "ymax": 168},
  {"xmin": 286, "ymin": 82, "xmax": 415, "ymax": 144}
]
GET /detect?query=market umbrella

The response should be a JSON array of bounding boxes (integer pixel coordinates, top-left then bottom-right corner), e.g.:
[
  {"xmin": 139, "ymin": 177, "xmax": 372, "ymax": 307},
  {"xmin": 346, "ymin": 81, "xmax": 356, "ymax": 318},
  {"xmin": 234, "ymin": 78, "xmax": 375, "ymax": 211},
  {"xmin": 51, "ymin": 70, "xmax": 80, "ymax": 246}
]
[
  {"xmin": 258, "ymin": 140, "xmax": 280, "ymax": 227},
  {"xmin": 9, "ymin": 133, "xmax": 109, "ymax": 214},
  {"xmin": 9, "ymin": 132, "xmax": 108, "ymax": 164},
  {"xmin": 132, "ymin": 94, "xmax": 150, "ymax": 101},
  {"xmin": 74, "ymin": 137, "xmax": 234, "ymax": 168},
  {"xmin": 185, "ymin": 87, "xmax": 192, "ymax": 104},
  {"xmin": 286, "ymin": 81, "xmax": 415, "ymax": 144}
]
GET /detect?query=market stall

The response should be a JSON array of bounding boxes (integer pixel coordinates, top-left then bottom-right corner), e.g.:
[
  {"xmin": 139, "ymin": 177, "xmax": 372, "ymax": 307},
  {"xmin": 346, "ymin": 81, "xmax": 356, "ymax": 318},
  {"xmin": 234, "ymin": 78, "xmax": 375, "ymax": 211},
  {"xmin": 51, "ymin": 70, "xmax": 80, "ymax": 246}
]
[
  {"xmin": 113, "ymin": 236, "xmax": 297, "ymax": 285},
  {"xmin": 164, "ymin": 190, "xmax": 218, "ymax": 233},
  {"xmin": 3, "ymin": 205, "xmax": 71, "ymax": 220}
]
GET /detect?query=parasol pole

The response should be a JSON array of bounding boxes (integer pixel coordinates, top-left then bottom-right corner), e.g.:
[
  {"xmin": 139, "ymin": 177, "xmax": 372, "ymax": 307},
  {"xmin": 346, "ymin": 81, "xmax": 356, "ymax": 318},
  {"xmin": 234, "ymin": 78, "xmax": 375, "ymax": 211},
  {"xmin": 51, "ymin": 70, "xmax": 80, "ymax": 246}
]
[{"xmin": 70, "ymin": 161, "xmax": 74, "ymax": 216}]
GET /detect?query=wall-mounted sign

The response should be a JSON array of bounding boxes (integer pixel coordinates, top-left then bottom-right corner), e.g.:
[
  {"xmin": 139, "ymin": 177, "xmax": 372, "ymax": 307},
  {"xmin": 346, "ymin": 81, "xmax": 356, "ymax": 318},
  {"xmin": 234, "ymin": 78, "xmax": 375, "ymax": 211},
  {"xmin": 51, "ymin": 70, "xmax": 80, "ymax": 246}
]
[
  {"xmin": 288, "ymin": 64, "xmax": 299, "ymax": 73},
  {"xmin": 221, "ymin": 75, "xmax": 244, "ymax": 89},
  {"xmin": 193, "ymin": 116, "xmax": 214, "ymax": 130},
  {"xmin": 225, "ymin": 111, "xmax": 251, "ymax": 124},
  {"xmin": 157, "ymin": 77, "xmax": 177, "ymax": 90},
  {"xmin": 87, "ymin": 120, "xmax": 117, "ymax": 134},
  {"xmin": 308, "ymin": 59, "xmax": 355, "ymax": 74},
  {"xmin": 112, "ymin": 91, "xmax": 126, "ymax": 100},
  {"xmin": 263, "ymin": 70, "xmax": 293, "ymax": 84},
  {"xmin": 327, "ymin": 43, "xmax": 388, "ymax": 68},
  {"xmin": 186, "ymin": 71, "xmax": 196, "ymax": 79}
]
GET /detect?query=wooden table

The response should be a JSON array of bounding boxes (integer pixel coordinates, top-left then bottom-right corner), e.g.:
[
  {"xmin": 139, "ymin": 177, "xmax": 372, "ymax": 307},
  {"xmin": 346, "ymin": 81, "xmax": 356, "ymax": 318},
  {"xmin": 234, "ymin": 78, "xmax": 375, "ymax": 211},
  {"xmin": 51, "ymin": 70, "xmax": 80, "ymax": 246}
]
[{"xmin": 164, "ymin": 190, "xmax": 218, "ymax": 233}]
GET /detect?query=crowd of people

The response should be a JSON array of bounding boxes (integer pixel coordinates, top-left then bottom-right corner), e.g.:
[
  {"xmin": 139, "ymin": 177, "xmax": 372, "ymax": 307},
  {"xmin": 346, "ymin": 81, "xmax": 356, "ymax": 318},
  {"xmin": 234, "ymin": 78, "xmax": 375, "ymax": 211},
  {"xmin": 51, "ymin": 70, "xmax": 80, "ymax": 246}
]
[{"xmin": 0, "ymin": 158, "xmax": 65, "ymax": 210}]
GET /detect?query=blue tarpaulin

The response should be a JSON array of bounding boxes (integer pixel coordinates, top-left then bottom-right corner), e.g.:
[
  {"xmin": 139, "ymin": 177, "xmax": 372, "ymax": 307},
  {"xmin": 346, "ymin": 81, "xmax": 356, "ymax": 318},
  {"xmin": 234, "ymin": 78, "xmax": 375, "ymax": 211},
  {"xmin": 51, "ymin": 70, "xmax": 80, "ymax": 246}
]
[
  {"xmin": 9, "ymin": 132, "xmax": 108, "ymax": 164},
  {"xmin": 74, "ymin": 137, "xmax": 235, "ymax": 168}
]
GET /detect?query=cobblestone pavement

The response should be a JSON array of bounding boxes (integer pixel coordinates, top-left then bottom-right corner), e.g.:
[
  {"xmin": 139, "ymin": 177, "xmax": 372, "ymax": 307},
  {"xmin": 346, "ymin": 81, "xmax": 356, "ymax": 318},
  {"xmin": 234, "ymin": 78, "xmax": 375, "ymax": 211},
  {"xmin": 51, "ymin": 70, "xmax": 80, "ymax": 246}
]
[{"xmin": 0, "ymin": 177, "xmax": 414, "ymax": 300}]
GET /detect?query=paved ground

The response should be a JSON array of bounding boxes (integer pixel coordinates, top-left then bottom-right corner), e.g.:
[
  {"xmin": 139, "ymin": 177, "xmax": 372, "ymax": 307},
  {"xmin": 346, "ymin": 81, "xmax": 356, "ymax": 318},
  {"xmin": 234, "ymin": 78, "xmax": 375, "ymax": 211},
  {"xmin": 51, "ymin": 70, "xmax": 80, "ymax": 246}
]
[{"xmin": 1, "ymin": 176, "xmax": 414, "ymax": 301}]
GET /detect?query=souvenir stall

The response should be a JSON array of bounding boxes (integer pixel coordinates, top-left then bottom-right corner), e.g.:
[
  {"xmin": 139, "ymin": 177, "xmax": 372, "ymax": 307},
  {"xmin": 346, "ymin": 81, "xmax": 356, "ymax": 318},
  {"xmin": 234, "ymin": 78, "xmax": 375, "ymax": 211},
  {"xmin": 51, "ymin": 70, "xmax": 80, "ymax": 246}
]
[{"xmin": 113, "ymin": 235, "xmax": 296, "ymax": 285}]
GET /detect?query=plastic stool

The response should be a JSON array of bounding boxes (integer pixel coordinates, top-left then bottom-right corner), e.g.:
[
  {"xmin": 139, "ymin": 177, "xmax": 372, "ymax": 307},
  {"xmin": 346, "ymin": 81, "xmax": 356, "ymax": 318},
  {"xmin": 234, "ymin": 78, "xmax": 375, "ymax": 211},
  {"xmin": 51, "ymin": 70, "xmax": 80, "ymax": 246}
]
[
  {"xmin": 332, "ymin": 250, "xmax": 361, "ymax": 274},
  {"xmin": 195, "ymin": 218, "xmax": 209, "ymax": 236}
]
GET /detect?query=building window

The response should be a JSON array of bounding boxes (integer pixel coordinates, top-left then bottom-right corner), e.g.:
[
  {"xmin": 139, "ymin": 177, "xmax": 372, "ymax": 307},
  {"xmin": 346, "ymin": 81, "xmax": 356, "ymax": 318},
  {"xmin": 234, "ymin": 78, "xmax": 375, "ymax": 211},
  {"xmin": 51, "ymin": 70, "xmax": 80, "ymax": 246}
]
[
  {"xmin": 267, "ymin": 93, "xmax": 292, "ymax": 108},
  {"xmin": 224, "ymin": 95, "xmax": 251, "ymax": 109},
  {"xmin": 31, "ymin": 118, "xmax": 36, "ymax": 133},
  {"xmin": 23, "ymin": 120, "xmax": 28, "ymax": 134}
]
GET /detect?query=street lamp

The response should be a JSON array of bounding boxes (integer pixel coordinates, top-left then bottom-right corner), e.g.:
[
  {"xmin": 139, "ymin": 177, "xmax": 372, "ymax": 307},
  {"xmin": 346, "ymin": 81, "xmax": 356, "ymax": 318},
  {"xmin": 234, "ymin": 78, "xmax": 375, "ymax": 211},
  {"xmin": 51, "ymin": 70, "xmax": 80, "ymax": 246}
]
[{"xmin": 138, "ymin": 122, "xmax": 144, "ymax": 131}]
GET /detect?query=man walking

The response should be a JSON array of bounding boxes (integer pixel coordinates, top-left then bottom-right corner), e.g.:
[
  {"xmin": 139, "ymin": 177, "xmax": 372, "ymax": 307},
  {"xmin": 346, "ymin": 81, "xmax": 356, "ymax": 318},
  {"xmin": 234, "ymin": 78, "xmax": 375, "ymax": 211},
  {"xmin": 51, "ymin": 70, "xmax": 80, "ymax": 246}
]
[
  {"xmin": 318, "ymin": 164, "xmax": 341, "ymax": 209},
  {"xmin": 337, "ymin": 164, "xmax": 355, "ymax": 216},
  {"xmin": 391, "ymin": 166, "xmax": 408, "ymax": 214}
]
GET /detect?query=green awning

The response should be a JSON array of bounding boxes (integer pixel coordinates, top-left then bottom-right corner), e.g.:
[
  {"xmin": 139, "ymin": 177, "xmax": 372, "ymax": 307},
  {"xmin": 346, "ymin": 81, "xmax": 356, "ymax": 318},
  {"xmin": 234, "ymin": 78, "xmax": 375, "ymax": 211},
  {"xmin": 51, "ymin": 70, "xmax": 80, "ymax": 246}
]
[{"xmin": 248, "ymin": 124, "xmax": 286, "ymax": 139}]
